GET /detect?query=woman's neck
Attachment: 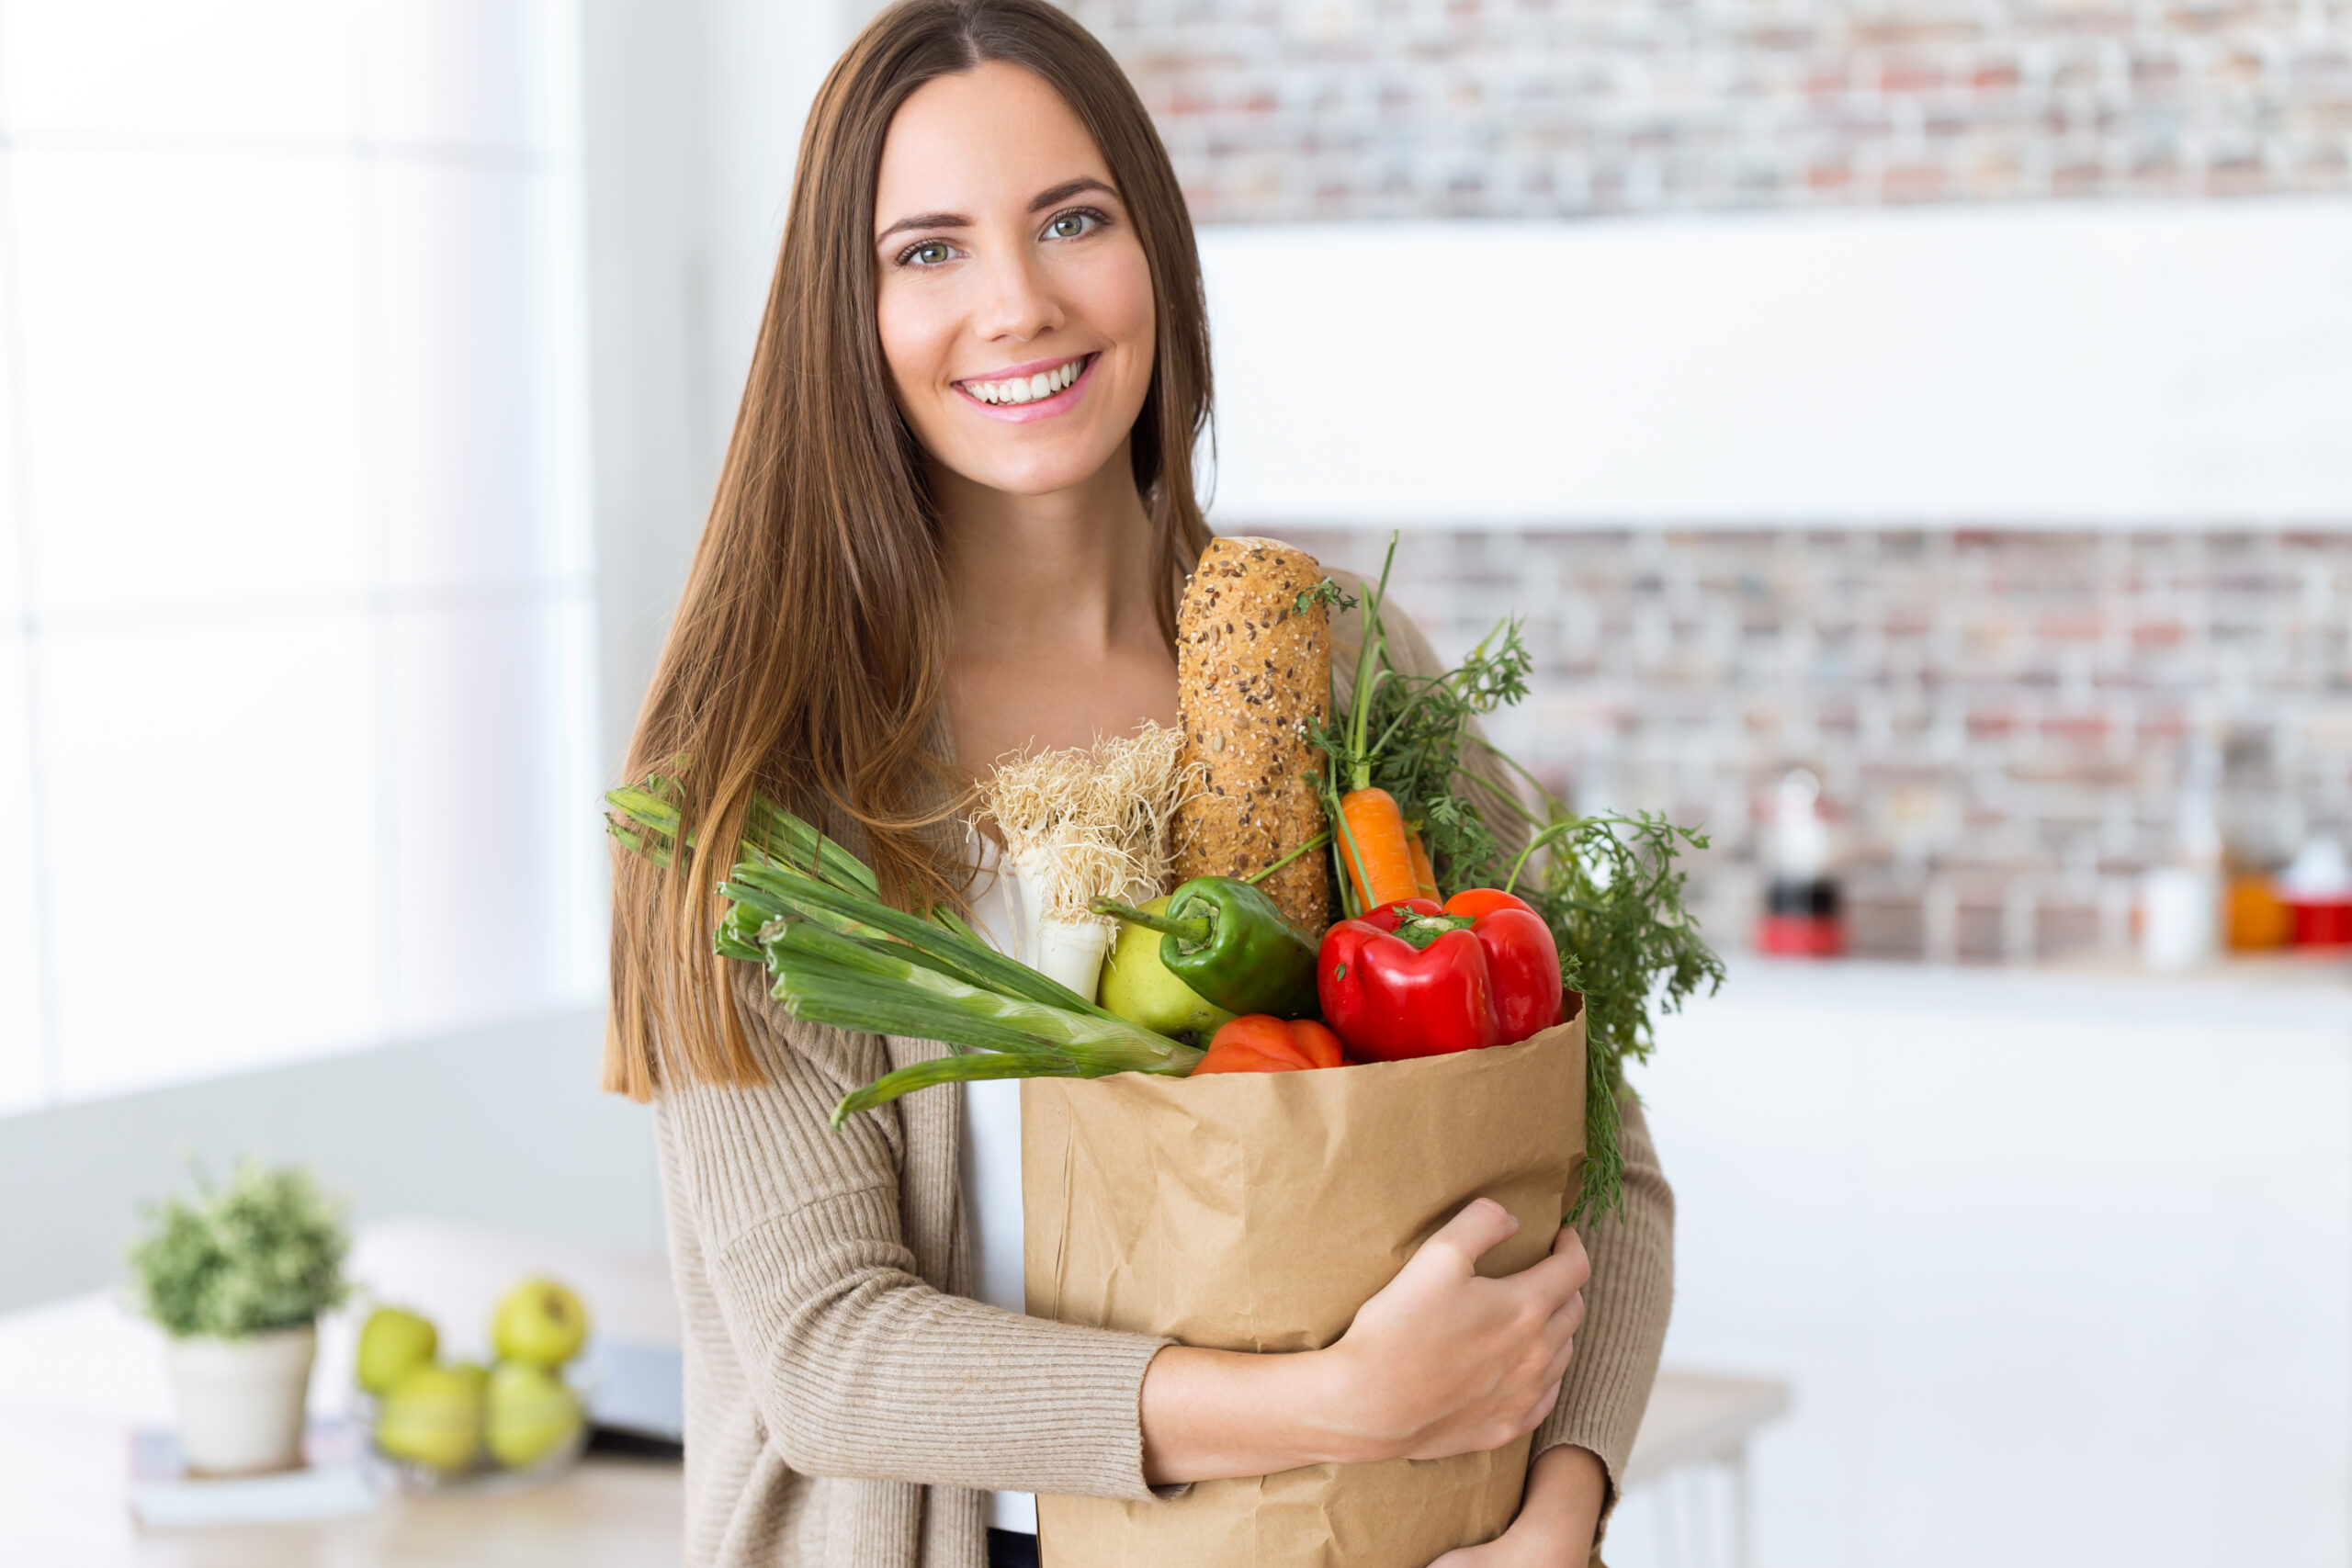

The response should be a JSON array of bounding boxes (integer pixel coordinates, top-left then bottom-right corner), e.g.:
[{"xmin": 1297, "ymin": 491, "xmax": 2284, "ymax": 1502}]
[
  {"xmin": 932, "ymin": 443, "xmax": 1182, "ymax": 775},
  {"xmin": 934, "ymin": 445, "xmax": 1159, "ymax": 663}
]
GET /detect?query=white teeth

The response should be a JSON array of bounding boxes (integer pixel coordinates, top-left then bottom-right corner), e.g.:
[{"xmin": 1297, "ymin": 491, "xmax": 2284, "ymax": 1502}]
[{"xmin": 965, "ymin": 356, "xmax": 1084, "ymax": 406}]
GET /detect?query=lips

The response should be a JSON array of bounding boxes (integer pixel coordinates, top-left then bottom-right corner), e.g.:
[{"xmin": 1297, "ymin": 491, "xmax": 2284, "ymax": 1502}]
[{"xmin": 956, "ymin": 353, "xmax": 1092, "ymax": 407}]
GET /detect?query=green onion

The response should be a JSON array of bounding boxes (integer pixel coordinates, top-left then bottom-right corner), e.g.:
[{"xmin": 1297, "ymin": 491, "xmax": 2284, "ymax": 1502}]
[{"xmin": 608, "ymin": 780, "xmax": 1200, "ymax": 1128}]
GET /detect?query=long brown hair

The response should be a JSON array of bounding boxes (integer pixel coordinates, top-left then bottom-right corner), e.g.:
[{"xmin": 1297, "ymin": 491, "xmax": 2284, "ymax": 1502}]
[{"xmin": 605, "ymin": 0, "xmax": 1216, "ymax": 1100}]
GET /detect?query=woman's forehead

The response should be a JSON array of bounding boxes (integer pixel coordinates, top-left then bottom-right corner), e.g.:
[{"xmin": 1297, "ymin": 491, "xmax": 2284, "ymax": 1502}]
[{"xmin": 876, "ymin": 62, "xmax": 1114, "ymax": 227}]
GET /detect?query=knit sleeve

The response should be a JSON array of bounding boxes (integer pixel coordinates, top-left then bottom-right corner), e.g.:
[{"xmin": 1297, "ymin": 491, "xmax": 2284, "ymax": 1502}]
[
  {"xmin": 1532, "ymin": 1089, "xmax": 1674, "ymax": 1524},
  {"xmin": 657, "ymin": 960, "xmax": 1173, "ymax": 1499}
]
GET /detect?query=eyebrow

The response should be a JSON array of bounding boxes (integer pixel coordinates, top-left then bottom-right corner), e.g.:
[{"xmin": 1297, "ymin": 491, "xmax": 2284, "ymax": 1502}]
[{"xmin": 875, "ymin": 177, "xmax": 1120, "ymax": 244}]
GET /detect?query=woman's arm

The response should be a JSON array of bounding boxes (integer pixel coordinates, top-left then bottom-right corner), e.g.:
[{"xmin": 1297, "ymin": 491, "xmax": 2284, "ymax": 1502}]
[
  {"xmin": 660, "ymin": 964, "xmax": 1173, "ymax": 1500},
  {"xmin": 1525, "ymin": 1092, "xmax": 1673, "ymax": 1520},
  {"xmin": 1429, "ymin": 1444, "xmax": 1610, "ymax": 1567},
  {"xmin": 1426, "ymin": 1095, "xmax": 1671, "ymax": 1564},
  {"xmin": 665, "ymin": 963, "xmax": 1599, "ymax": 1500}
]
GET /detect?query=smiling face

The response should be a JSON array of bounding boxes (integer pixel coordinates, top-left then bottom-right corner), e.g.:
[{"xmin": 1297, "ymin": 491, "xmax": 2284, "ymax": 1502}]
[{"xmin": 874, "ymin": 61, "xmax": 1158, "ymax": 500}]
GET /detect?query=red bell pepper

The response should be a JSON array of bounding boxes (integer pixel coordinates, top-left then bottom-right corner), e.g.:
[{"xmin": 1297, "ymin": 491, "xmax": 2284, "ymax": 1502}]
[
  {"xmin": 1316, "ymin": 890, "xmax": 1564, "ymax": 1062},
  {"xmin": 1192, "ymin": 1015, "xmax": 1346, "ymax": 1075}
]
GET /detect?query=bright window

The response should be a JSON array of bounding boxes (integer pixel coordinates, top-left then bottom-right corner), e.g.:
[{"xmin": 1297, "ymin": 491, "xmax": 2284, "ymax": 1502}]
[{"xmin": 0, "ymin": 0, "xmax": 600, "ymax": 1110}]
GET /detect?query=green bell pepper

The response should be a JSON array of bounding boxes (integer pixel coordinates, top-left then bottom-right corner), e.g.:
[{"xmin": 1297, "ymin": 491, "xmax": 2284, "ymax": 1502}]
[{"xmin": 1091, "ymin": 876, "xmax": 1321, "ymax": 1021}]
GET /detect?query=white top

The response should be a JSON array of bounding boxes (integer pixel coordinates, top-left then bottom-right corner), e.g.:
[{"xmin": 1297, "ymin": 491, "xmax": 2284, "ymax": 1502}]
[{"xmin": 958, "ymin": 838, "xmax": 1036, "ymax": 1533}]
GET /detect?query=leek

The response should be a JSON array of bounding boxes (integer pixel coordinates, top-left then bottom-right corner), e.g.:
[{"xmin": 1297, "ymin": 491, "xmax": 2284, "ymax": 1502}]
[{"xmin": 606, "ymin": 782, "xmax": 1201, "ymax": 1126}]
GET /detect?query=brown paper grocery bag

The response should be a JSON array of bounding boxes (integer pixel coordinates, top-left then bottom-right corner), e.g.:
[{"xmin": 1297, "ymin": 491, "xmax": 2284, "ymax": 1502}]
[{"xmin": 1022, "ymin": 1009, "xmax": 1587, "ymax": 1568}]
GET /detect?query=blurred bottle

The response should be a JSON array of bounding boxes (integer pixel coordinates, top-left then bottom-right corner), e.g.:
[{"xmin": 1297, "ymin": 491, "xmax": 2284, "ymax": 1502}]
[
  {"xmin": 2280, "ymin": 839, "xmax": 2352, "ymax": 949},
  {"xmin": 2219, "ymin": 728, "xmax": 2293, "ymax": 951},
  {"xmin": 1756, "ymin": 769, "xmax": 1845, "ymax": 958},
  {"xmin": 2141, "ymin": 784, "xmax": 2220, "ymax": 972},
  {"xmin": 2226, "ymin": 875, "xmax": 2294, "ymax": 950}
]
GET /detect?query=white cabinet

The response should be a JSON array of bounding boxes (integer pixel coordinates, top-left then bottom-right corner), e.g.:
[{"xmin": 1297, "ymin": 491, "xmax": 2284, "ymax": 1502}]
[{"xmin": 1622, "ymin": 962, "xmax": 2352, "ymax": 1568}]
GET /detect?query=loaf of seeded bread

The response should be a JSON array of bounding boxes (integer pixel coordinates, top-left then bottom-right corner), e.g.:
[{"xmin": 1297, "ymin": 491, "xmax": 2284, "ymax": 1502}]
[{"xmin": 1172, "ymin": 536, "xmax": 1333, "ymax": 932}]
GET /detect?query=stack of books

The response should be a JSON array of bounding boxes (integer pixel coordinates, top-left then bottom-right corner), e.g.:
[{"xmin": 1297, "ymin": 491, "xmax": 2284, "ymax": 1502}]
[{"xmin": 127, "ymin": 1418, "xmax": 380, "ymax": 1529}]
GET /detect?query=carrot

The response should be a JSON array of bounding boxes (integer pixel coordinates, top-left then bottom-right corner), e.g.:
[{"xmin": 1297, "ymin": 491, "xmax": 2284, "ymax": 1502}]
[
  {"xmin": 1338, "ymin": 786, "xmax": 1421, "ymax": 911},
  {"xmin": 1406, "ymin": 827, "xmax": 1440, "ymax": 901}
]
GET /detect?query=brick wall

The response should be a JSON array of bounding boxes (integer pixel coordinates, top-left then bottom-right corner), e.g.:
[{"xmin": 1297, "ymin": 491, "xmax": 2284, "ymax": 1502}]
[
  {"xmin": 1102, "ymin": 0, "xmax": 2352, "ymax": 959},
  {"xmin": 1078, "ymin": 0, "xmax": 2352, "ymax": 221},
  {"xmin": 1280, "ymin": 527, "xmax": 2352, "ymax": 962}
]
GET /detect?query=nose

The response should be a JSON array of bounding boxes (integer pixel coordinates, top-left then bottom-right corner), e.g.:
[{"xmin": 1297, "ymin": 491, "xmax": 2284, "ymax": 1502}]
[{"xmin": 975, "ymin": 245, "xmax": 1062, "ymax": 344}]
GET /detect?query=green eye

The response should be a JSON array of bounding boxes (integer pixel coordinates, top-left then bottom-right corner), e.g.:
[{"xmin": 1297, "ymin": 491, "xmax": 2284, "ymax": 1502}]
[
  {"xmin": 909, "ymin": 241, "xmax": 951, "ymax": 265},
  {"xmin": 1047, "ymin": 211, "xmax": 1092, "ymax": 239}
]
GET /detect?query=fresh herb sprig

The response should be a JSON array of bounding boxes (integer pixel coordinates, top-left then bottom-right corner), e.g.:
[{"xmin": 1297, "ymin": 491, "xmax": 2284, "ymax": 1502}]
[{"xmin": 1498, "ymin": 802, "xmax": 1723, "ymax": 1221}]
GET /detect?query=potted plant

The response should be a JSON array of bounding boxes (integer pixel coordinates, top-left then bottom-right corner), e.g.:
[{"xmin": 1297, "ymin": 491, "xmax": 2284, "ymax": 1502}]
[{"xmin": 126, "ymin": 1158, "xmax": 351, "ymax": 1475}]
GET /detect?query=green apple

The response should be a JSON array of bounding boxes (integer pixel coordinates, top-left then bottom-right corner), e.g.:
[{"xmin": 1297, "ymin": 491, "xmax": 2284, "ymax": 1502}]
[
  {"xmin": 447, "ymin": 1359, "xmax": 491, "ymax": 1401},
  {"xmin": 355, "ymin": 1306, "xmax": 437, "ymax": 1396},
  {"xmin": 375, "ymin": 1363, "xmax": 485, "ymax": 1474},
  {"xmin": 1098, "ymin": 898, "xmax": 1236, "ymax": 1043},
  {"xmin": 491, "ymin": 1278, "xmax": 589, "ymax": 1369},
  {"xmin": 484, "ymin": 1360, "xmax": 584, "ymax": 1470}
]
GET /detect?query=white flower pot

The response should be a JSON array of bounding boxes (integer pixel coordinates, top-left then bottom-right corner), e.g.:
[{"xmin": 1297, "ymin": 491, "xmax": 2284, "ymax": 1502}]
[{"xmin": 164, "ymin": 1323, "xmax": 317, "ymax": 1475}]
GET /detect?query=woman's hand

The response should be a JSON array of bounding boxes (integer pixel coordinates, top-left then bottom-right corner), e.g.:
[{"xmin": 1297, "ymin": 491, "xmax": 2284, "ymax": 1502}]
[
  {"xmin": 1427, "ymin": 1444, "xmax": 1609, "ymax": 1568},
  {"xmin": 1316, "ymin": 1200, "xmax": 1589, "ymax": 1463},
  {"xmin": 1138, "ymin": 1199, "xmax": 1589, "ymax": 1483}
]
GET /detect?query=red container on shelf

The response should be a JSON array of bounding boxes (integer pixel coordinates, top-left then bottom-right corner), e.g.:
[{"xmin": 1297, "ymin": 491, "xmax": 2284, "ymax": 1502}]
[
  {"xmin": 2281, "ymin": 840, "xmax": 2352, "ymax": 950},
  {"xmin": 2290, "ymin": 898, "xmax": 2352, "ymax": 948},
  {"xmin": 1757, "ymin": 878, "xmax": 1846, "ymax": 958}
]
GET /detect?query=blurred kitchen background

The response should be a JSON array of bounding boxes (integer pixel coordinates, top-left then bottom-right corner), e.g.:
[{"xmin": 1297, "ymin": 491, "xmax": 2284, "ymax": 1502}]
[{"xmin": 0, "ymin": 1, "xmax": 2346, "ymax": 1565}]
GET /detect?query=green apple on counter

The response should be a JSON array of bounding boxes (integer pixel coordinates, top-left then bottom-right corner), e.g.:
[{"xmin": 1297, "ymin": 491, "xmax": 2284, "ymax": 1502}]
[
  {"xmin": 362, "ymin": 1276, "xmax": 593, "ymax": 1475},
  {"xmin": 1098, "ymin": 897, "xmax": 1236, "ymax": 1043},
  {"xmin": 376, "ymin": 1363, "xmax": 487, "ymax": 1473},
  {"xmin": 492, "ymin": 1278, "xmax": 590, "ymax": 1369},
  {"xmin": 485, "ymin": 1361, "xmax": 584, "ymax": 1469},
  {"xmin": 355, "ymin": 1306, "xmax": 437, "ymax": 1396},
  {"xmin": 447, "ymin": 1359, "xmax": 491, "ymax": 1402}
]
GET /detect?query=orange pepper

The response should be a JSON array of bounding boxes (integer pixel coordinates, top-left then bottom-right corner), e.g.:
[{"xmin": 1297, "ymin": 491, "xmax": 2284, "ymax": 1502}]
[{"xmin": 1192, "ymin": 1015, "xmax": 1346, "ymax": 1075}]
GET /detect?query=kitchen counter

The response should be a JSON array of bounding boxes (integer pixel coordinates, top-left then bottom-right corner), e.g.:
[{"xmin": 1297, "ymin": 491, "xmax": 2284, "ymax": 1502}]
[
  {"xmin": 0, "ymin": 1223, "xmax": 688, "ymax": 1568},
  {"xmin": 0, "ymin": 1408, "xmax": 681, "ymax": 1568},
  {"xmin": 0, "ymin": 1221, "xmax": 1786, "ymax": 1566},
  {"xmin": 1609, "ymin": 955, "xmax": 2352, "ymax": 1568}
]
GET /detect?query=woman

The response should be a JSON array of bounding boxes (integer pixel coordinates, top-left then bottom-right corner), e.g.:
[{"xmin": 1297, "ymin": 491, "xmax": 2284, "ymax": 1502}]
[{"xmin": 605, "ymin": 3, "xmax": 1673, "ymax": 1565}]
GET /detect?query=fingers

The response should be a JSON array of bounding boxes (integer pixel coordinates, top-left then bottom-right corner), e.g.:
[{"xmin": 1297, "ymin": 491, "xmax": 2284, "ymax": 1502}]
[
  {"xmin": 1414, "ymin": 1197, "xmax": 1521, "ymax": 1279},
  {"xmin": 1506, "ymin": 1226, "xmax": 1591, "ymax": 1320},
  {"xmin": 1550, "ymin": 1224, "xmax": 1592, "ymax": 1285},
  {"xmin": 1542, "ymin": 1280, "xmax": 1586, "ymax": 1347},
  {"xmin": 1539, "ymin": 1297, "xmax": 1581, "ymax": 1382}
]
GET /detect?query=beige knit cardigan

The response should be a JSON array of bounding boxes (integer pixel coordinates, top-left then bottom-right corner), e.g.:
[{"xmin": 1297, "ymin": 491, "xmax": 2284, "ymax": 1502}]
[{"xmin": 650, "ymin": 586, "xmax": 1676, "ymax": 1568}]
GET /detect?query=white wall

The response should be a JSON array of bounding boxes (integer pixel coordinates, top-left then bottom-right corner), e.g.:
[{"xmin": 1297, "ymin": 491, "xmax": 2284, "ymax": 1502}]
[
  {"xmin": 0, "ymin": 0, "xmax": 869, "ymax": 1314},
  {"xmin": 0, "ymin": 1008, "xmax": 660, "ymax": 1315},
  {"xmin": 1202, "ymin": 200, "xmax": 2352, "ymax": 529},
  {"xmin": 579, "ymin": 0, "xmax": 877, "ymax": 766}
]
